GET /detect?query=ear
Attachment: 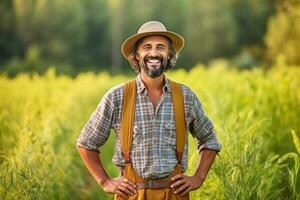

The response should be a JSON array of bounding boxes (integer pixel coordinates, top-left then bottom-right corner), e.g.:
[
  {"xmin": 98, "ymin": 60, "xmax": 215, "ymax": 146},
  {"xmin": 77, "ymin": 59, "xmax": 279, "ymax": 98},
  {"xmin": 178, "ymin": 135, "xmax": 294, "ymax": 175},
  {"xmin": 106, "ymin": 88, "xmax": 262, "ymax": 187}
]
[{"xmin": 135, "ymin": 54, "xmax": 140, "ymax": 61}]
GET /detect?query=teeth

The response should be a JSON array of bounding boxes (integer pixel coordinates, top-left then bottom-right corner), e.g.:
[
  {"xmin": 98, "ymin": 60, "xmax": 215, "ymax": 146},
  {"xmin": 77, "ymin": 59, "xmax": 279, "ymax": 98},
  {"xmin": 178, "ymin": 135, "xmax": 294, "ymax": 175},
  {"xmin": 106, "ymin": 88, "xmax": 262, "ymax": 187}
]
[{"xmin": 147, "ymin": 59, "xmax": 160, "ymax": 63}]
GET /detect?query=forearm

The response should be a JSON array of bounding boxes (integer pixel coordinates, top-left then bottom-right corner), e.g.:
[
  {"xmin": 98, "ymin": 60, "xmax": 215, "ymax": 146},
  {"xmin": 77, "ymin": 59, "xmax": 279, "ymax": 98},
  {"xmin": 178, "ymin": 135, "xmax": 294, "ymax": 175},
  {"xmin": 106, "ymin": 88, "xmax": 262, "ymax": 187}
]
[
  {"xmin": 77, "ymin": 146, "xmax": 110, "ymax": 186},
  {"xmin": 193, "ymin": 149, "xmax": 217, "ymax": 182}
]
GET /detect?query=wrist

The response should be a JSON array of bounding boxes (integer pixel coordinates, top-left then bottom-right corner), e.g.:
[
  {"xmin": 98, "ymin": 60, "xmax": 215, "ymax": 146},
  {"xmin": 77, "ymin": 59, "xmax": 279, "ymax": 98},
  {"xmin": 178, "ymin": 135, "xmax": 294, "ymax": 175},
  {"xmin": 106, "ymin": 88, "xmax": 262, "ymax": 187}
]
[
  {"xmin": 98, "ymin": 176, "xmax": 110, "ymax": 187},
  {"xmin": 193, "ymin": 173, "xmax": 205, "ymax": 184}
]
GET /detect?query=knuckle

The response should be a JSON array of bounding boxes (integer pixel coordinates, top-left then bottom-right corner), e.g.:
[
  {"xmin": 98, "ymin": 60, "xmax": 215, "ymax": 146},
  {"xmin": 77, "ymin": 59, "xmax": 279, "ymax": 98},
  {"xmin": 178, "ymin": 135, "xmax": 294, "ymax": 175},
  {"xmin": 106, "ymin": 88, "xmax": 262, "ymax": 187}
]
[
  {"xmin": 125, "ymin": 184, "xmax": 132, "ymax": 189},
  {"xmin": 130, "ymin": 181, "xmax": 136, "ymax": 186},
  {"xmin": 128, "ymin": 184, "xmax": 135, "ymax": 190},
  {"xmin": 176, "ymin": 180, "xmax": 182, "ymax": 185}
]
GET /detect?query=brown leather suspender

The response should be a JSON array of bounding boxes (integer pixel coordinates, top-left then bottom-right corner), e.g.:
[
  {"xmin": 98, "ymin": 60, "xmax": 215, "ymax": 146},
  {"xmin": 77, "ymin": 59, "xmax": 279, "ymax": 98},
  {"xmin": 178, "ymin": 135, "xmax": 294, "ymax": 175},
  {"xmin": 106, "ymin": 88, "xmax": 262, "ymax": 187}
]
[
  {"xmin": 120, "ymin": 79, "xmax": 137, "ymax": 164},
  {"xmin": 169, "ymin": 80, "xmax": 186, "ymax": 164}
]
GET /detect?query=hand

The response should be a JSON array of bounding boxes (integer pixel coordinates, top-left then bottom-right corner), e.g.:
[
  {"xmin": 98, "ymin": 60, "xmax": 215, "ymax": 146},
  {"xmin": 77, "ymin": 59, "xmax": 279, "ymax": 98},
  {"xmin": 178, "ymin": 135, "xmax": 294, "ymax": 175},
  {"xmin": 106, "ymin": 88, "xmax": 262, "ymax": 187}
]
[
  {"xmin": 101, "ymin": 176, "xmax": 137, "ymax": 199},
  {"xmin": 170, "ymin": 174, "xmax": 204, "ymax": 196}
]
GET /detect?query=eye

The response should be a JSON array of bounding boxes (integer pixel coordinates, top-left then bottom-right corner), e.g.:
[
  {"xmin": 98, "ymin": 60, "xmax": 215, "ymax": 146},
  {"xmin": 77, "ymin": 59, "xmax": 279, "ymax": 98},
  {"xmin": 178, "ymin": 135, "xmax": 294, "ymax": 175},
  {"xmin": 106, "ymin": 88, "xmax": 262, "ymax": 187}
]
[
  {"xmin": 142, "ymin": 45, "xmax": 151, "ymax": 50},
  {"xmin": 157, "ymin": 45, "xmax": 166, "ymax": 50}
]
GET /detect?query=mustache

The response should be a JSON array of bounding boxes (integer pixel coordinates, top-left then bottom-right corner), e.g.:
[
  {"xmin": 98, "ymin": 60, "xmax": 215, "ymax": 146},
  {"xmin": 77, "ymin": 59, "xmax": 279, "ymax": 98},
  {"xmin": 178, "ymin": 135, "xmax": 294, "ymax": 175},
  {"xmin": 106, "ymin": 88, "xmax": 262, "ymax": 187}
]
[{"xmin": 144, "ymin": 55, "xmax": 163, "ymax": 62}]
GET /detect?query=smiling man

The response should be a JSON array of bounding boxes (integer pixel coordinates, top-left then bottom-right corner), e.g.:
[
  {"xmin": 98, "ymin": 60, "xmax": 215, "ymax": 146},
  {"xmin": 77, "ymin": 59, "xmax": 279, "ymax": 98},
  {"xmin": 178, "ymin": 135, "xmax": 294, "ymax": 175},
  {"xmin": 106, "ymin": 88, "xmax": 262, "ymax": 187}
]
[{"xmin": 76, "ymin": 21, "xmax": 221, "ymax": 200}]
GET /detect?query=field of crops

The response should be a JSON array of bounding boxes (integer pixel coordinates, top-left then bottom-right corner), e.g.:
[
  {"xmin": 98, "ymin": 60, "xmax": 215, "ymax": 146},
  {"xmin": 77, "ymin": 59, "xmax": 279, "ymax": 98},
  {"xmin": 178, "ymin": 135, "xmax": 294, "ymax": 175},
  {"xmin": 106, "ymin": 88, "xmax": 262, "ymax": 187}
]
[{"xmin": 0, "ymin": 64, "xmax": 299, "ymax": 200}]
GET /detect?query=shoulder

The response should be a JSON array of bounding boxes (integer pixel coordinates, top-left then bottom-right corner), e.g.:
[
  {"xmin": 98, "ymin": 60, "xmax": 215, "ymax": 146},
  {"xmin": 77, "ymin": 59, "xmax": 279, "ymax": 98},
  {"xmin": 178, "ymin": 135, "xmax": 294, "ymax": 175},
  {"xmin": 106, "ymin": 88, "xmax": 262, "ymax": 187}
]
[
  {"xmin": 174, "ymin": 82, "xmax": 197, "ymax": 104},
  {"xmin": 169, "ymin": 81, "xmax": 198, "ymax": 115},
  {"xmin": 98, "ymin": 83, "xmax": 125, "ymax": 108},
  {"xmin": 106, "ymin": 83, "xmax": 125, "ymax": 96},
  {"xmin": 180, "ymin": 84, "xmax": 195, "ymax": 97},
  {"xmin": 105, "ymin": 78, "xmax": 138, "ymax": 96}
]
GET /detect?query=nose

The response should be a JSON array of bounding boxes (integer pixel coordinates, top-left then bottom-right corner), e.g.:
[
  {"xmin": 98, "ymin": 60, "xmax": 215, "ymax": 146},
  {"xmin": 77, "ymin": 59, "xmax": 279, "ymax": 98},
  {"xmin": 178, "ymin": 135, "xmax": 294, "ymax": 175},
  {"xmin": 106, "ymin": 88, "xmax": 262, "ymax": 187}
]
[{"xmin": 149, "ymin": 47, "xmax": 159, "ymax": 57}]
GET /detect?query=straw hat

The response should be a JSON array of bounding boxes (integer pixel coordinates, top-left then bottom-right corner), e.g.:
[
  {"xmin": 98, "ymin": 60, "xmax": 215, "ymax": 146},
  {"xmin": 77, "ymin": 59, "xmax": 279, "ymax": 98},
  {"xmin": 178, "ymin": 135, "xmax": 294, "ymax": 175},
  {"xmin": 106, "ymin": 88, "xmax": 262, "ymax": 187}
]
[{"xmin": 121, "ymin": 21, "xmax": 185, "ymax": 60}]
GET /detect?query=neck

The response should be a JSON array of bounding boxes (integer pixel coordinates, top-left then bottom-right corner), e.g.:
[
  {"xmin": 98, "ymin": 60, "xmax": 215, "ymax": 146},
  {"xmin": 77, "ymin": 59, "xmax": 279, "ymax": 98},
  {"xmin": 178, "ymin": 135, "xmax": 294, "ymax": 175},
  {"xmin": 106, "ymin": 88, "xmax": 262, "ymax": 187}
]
[{"xmin": 140, "ymin": 71, "xmax": 164, "ymax": 92}]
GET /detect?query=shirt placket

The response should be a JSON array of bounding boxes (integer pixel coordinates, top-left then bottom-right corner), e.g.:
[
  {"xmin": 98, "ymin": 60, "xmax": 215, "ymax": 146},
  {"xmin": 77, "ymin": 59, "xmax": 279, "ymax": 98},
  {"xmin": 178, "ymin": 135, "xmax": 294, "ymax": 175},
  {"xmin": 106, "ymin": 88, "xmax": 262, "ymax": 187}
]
[{"xmin": 142, "ymin": 90, "xmax": 166, "ymax": 147}]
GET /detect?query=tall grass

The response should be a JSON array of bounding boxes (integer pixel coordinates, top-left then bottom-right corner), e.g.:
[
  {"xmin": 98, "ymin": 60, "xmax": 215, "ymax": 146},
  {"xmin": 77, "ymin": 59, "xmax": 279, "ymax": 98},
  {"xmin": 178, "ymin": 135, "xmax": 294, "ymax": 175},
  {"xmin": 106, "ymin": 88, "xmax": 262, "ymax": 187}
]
[{"xmin": 0, "ymin": 64, "xmax": 299, "ymax": 199}]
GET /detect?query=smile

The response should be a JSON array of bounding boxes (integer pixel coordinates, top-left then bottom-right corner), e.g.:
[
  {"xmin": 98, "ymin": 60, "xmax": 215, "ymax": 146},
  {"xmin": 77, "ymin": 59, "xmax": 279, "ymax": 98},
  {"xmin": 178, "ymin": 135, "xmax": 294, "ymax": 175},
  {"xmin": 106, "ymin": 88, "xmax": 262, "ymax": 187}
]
[{"xmin": 147, "ymin": 59, "xmax": 161, "ymax": 64}]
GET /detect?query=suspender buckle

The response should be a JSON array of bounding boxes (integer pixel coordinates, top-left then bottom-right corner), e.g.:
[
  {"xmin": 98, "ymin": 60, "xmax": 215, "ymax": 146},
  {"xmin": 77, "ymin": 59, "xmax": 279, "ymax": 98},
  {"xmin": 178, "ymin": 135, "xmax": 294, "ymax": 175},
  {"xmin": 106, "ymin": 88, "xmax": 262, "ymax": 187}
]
[
  {"xmin": 125, "ymin": 159, "xmax": 131, "ymax": 164},
  {"xmin": 123, "ymin": 150, "xmax": 131, "ymax": 163},
  {"xmin": 176, "ymin": 151, "xmax": 183, "ymax": 164}
]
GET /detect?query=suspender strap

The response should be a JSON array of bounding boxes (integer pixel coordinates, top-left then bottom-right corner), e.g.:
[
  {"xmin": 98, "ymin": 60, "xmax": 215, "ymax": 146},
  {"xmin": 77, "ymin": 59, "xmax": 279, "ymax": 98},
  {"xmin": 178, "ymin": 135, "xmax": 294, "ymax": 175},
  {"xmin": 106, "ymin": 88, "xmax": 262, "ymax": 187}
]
[
  {"xmin": 120, "ymin": 79, "xmax": 137, "ymax": 164},
  {"xmin": 169, "ymin": 80, "xmax": 186, "ymax": 164}
]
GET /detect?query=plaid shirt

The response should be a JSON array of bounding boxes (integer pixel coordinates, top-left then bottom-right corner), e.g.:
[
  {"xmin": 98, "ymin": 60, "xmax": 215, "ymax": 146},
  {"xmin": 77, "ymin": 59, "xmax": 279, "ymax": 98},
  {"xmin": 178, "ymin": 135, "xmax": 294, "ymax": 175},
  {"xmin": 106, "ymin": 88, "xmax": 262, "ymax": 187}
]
[{"xmin": 76, "ymin": 74, "xmax": 221, "ymax": 179}]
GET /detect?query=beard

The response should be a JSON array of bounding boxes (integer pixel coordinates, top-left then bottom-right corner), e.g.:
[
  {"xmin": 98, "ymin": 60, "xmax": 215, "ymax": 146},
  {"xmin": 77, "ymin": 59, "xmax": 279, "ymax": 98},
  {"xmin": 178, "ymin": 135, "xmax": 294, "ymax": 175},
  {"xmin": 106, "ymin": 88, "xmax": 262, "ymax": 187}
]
[{"xmin": 138, "ymin": 54, "xmax": 169, "ymax": 78}]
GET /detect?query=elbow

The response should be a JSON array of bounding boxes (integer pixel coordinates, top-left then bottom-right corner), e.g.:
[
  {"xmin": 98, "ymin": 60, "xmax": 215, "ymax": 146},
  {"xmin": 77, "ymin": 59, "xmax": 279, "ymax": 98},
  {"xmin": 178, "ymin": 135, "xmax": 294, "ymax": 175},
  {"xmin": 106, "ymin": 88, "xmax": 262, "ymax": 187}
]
[
  {"xmin": 197, "ymin": 138, "xmax": 222, "ymax": 154},
  {"xmin": 76, "ymin": 144, "xmax": 100, "ymax": 154}
]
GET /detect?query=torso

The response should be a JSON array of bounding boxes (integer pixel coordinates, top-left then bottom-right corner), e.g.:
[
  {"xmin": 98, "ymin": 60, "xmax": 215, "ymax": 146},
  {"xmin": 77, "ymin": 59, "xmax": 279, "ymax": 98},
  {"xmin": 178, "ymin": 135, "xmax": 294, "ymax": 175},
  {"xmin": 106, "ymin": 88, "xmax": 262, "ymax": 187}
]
[{"xmin": 109, "ymin": 77, "xmax": 195, "ymax": 179}]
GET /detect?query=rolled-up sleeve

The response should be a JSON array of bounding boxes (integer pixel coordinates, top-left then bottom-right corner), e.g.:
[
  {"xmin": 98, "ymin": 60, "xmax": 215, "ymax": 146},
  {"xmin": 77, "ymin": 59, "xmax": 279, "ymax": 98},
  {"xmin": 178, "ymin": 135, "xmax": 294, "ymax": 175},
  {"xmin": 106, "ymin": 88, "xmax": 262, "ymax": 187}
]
[
  {"xmin": 188, "ymin": 92, "xmax": 221, "ymax": 153},
  {"xmin": 76, "ymin": 89, "xmax": 115, "ymax": 153}
]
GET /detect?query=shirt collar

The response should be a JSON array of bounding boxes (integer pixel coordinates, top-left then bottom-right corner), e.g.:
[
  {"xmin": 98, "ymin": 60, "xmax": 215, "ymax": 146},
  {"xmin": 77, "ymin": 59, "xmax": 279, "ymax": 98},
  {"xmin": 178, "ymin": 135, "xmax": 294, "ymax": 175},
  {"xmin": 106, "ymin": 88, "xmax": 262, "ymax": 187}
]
[{"xmin": 136, "ymin": 73, "xmax": 171, "ymax": 94}]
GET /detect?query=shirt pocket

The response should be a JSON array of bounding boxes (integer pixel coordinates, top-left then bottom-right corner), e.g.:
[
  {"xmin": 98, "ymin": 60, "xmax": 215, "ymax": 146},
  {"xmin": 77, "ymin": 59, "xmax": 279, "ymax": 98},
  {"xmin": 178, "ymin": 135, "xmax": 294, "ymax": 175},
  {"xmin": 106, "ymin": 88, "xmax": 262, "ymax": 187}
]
[{"xmin": 164, "ymin": 122, "xmax": 176, "ymax": 148}]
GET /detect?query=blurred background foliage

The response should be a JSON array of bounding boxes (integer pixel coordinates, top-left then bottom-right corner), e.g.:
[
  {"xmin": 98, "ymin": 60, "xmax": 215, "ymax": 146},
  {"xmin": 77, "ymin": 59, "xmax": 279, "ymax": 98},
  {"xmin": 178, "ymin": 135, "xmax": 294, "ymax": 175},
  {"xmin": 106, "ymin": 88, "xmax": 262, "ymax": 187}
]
[
  {"xmin": 0, "ymin": 0, "xmax": 299, "ymax": 76},
  {"xmin": 1, "ymin": 1, "xmax": 300, "ymax": 199}
]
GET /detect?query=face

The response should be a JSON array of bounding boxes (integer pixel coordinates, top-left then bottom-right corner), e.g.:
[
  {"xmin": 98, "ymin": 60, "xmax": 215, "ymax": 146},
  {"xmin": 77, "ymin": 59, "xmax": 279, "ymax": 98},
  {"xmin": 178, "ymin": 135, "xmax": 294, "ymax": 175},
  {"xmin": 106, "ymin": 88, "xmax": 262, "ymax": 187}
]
[{"xmin": 135, "ymin": 35, "xmax": 170, "ymax": 78}]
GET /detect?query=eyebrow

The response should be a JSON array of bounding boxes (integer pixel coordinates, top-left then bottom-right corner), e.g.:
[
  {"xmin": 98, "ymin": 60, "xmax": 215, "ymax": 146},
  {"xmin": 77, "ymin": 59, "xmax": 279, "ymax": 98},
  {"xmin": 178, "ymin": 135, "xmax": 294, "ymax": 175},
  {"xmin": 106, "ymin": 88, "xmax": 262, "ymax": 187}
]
[{"xmin": 141, "ymin": 43, "xmax": 167, "ymax": 48}]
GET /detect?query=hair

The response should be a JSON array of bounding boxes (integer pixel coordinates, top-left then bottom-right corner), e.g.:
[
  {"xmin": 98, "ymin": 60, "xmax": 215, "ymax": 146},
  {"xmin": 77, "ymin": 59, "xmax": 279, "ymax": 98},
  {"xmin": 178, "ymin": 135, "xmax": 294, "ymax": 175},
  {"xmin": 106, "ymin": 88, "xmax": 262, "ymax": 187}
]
[{"xmin": 128, "ymin": 35, "xmax": 178, "ymax": 73}]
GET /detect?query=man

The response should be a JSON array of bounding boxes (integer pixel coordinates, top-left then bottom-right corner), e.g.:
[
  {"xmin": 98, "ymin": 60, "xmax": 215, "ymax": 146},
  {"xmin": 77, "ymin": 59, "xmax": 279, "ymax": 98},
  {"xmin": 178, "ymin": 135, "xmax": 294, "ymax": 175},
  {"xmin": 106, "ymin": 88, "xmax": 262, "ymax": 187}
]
[{"xmin": 76, "ymin": 21, "xmax": 221, "ymax": 200}]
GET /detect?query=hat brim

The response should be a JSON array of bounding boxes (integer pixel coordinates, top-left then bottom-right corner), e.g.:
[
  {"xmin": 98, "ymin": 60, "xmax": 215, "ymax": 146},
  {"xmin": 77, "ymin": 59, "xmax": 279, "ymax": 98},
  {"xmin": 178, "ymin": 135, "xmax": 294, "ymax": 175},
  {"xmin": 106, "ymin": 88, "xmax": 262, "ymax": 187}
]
[{"xmin": 121, "ymin": 31, "xmax": 185, "ymax": 60}]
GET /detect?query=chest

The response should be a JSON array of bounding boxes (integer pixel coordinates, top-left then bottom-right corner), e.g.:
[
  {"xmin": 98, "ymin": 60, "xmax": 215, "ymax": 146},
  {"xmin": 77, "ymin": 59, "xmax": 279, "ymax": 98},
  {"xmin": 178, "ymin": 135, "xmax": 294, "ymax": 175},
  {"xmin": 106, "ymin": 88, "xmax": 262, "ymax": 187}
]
[
  {"xmin": 147, "ymin": 90, "xmax": 163, "ymax": 110},
  {"xmin": 112, "ymin": 91, "xmax": 190, "ymax": 141}
]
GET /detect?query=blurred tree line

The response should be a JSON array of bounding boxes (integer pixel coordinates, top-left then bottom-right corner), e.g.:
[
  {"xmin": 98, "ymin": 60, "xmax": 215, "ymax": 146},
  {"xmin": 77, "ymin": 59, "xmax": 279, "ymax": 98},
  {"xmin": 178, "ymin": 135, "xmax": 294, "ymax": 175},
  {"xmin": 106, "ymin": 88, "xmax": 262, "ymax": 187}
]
[
  {"xmin": 0, "ymin": 0, "xmax": 299, "ymax": 76},
  {"xmin": 264, "ymin": 0, "xmax": 300, "ymax": 66}
]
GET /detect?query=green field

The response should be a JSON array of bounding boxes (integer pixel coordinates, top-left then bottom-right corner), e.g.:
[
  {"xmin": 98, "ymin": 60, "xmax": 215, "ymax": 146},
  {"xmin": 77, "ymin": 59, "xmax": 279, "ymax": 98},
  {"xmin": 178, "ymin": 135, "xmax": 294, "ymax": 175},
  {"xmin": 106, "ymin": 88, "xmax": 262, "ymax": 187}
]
[{"xmin": 0, "ymin": 64, "xmax": 299, "ymax": 200}]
